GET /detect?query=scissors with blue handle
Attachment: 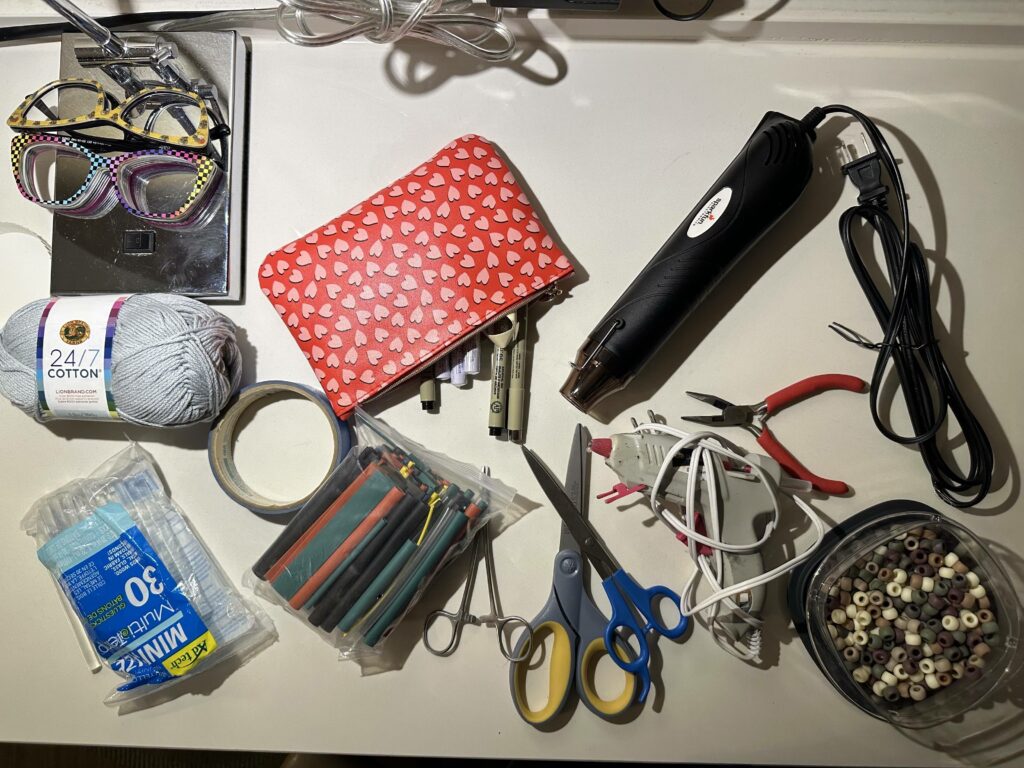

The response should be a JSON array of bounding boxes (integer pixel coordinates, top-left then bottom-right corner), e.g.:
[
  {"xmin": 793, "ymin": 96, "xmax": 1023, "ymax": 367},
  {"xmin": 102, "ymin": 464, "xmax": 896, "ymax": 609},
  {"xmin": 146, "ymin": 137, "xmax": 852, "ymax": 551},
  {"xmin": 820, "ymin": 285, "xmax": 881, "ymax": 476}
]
[
  {"xmin": 510, "ymin": 425, "xmax": 638, "ymax": 725},
  {"xmin": 521, "ymin": 439, "xmax": 688, "ymax": 705}
]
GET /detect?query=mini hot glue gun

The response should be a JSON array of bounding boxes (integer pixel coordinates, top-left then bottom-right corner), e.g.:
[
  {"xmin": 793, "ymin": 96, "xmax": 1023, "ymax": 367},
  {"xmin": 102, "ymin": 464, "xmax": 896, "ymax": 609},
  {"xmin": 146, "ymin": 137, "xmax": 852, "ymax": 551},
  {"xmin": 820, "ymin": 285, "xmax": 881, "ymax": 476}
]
[{"xmin": 589, "ymin": 419, "xmax": 812, "ymax": 654}]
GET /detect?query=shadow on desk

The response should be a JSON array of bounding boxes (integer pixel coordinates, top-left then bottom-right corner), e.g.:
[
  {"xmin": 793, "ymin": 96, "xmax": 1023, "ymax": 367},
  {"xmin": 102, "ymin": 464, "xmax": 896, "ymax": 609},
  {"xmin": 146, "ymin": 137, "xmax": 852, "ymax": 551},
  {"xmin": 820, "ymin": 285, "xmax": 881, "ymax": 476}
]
[{"xmin": 0, "ymin": 744, "xmax": 625, "ymax": 767}]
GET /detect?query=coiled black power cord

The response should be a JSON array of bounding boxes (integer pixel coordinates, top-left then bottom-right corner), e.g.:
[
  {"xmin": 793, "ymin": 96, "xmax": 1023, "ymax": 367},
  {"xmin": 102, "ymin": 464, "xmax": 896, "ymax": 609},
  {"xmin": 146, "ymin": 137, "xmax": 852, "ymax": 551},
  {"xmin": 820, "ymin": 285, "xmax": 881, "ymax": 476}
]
[{"xmin": 803, "ymin": 104, "xmax": 993, "ymax": 508}]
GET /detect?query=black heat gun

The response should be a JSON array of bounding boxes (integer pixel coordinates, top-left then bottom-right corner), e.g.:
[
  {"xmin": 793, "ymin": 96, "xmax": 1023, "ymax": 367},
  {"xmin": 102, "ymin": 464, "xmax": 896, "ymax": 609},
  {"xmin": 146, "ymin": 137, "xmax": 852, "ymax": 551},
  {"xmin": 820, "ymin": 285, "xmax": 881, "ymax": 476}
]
[{"xmin": 561, "ymin": 111, "xmax": 818, "ymax": 413}]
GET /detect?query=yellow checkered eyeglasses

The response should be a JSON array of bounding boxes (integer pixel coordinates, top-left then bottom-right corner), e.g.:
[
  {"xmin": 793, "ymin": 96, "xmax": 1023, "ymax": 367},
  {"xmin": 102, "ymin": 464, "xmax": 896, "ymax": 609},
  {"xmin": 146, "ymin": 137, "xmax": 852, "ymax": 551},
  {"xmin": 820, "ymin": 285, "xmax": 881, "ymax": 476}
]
[{"xmin": 7, "ymin": 78, "xmax": 210, "ymax": 149}]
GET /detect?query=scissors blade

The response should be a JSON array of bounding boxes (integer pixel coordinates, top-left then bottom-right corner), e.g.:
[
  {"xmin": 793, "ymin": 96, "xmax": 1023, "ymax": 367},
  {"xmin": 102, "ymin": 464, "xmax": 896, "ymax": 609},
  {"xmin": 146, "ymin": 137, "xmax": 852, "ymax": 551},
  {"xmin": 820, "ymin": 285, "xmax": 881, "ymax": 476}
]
[
  {"xmin": 522, "ymin": 445, "xmax": 620, "ymax": 582},
  {"xmin": 559, "ymin": 424, "xmax": 589, "ymax": 553}
]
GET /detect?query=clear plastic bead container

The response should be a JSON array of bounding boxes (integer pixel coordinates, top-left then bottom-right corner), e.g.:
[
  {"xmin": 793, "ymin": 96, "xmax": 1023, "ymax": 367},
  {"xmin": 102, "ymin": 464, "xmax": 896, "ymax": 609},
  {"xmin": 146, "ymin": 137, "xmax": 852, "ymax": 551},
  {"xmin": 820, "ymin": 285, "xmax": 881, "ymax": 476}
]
[{"xmin": 790, "ymin": 500, "xmax": 1020, "ymax": 729}]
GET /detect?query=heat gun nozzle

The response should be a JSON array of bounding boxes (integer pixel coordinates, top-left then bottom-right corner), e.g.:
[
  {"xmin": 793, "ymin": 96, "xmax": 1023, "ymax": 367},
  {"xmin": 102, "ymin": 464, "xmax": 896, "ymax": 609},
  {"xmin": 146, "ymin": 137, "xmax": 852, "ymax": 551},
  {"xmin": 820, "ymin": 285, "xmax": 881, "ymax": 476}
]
[{"xmin": 560, "ymin": 344, "xmax": 630, "ymax": 414}]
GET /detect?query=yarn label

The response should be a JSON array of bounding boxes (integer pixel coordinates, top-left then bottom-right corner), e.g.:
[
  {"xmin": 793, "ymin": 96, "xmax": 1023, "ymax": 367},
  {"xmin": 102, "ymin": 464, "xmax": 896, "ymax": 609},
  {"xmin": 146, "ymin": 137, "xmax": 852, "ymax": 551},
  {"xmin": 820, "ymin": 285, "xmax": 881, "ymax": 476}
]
[
  {"xmin": 44, "ymin": 504, "xmax": 218, "ymax": 688},
  {"xmin": 37, "ymin": 295, "xmax": 127, "ymax": 420}
]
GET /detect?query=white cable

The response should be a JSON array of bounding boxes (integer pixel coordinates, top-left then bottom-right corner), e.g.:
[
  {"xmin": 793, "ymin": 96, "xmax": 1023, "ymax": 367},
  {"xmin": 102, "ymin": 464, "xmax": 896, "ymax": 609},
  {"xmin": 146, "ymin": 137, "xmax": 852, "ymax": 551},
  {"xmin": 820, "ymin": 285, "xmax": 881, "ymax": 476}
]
[
  {"xmin": 631, "ymin": 422, "xmax": 827, "ymax": 657},
  {"xmin": 163, "ymin": 1, "xmax": 516, "ymax": 62}
]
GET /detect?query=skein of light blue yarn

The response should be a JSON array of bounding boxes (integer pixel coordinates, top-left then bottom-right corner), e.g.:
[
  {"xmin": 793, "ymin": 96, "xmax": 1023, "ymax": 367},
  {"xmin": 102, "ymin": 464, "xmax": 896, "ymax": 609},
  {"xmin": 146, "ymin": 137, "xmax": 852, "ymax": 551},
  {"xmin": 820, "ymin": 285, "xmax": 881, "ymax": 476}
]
[{"xmin": 0, "ymin": 294, "xmax": 242, "ymax": 427}]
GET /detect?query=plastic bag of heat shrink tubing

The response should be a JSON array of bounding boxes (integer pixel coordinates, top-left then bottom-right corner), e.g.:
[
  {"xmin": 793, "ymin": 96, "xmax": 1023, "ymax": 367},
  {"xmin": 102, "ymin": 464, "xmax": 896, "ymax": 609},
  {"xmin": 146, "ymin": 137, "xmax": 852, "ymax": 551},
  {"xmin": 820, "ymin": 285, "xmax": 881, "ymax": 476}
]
[
  {"xmin": 22, "ymin": 444, "xmax": 277, "ymax": 710},
  {"xmin": 246, "ymin": 407, "xmax": 526, "ymax": 671}
]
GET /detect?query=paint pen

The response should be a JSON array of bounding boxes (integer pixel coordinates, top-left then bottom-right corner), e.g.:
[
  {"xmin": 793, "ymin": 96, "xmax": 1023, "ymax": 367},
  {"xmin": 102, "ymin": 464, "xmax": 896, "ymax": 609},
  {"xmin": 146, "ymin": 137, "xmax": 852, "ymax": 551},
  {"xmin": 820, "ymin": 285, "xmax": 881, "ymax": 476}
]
[
  {"xmin": 507, "ymin": 305, "xmax": 528, "ymax": 443},
  {"xmin": 463, "ymin": 337, "xmax": 481, "ymax": 376},
  {"xmin": 485, "ymin": 312, "xmax": 518, "ymax": 437},
  {"xmin": 435, "ymin": 353, "xmax": 451, "ymax": 381},
  {"xmin": 451, "ymin": 352, "xmax": 467, "ymax": 387}
]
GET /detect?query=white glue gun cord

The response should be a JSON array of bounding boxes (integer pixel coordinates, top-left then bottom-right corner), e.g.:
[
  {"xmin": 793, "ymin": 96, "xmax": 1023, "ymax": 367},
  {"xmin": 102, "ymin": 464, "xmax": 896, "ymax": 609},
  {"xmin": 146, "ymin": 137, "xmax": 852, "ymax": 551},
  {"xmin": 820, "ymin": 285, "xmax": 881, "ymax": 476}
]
[{"xmin": 632, "ymin": 423, "xmax": 827, "ymax": 620}]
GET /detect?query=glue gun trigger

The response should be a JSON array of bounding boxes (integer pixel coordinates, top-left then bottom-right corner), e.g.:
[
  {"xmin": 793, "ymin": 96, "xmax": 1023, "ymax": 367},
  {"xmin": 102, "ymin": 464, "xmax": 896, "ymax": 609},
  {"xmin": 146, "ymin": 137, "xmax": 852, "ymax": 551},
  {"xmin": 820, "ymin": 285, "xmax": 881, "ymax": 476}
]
[{"xmin": 596, "ymin": 483, "xmax": 647, "ymax": 503}]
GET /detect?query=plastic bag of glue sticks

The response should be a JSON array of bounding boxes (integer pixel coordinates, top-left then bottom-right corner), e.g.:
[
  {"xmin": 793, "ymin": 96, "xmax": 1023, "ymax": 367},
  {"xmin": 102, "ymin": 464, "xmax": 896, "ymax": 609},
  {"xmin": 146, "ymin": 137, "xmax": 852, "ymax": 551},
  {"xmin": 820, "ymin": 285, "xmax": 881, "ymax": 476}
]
[
  {"xmin": 246, "ymin": 407, "xmax": 524, "ymax": 666},
  {"xmin": 22, "ymin": 444, "xmax": 276, "ymax": 709}
]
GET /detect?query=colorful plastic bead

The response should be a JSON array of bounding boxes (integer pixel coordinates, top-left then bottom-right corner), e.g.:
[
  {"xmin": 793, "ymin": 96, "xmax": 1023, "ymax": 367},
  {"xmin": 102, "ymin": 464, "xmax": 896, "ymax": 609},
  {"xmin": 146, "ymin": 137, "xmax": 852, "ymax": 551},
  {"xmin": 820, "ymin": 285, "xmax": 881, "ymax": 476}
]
[
  {"xmin": 905, "ymin": 633, "xmax": 922, "ymax": 646},
  {"xmin": 960, "ymin": 610, "xmax": 979, "ymax": 629},
  {"xmin": 909, "ymin": 684, "xmax": 927, "ymax": 701}
]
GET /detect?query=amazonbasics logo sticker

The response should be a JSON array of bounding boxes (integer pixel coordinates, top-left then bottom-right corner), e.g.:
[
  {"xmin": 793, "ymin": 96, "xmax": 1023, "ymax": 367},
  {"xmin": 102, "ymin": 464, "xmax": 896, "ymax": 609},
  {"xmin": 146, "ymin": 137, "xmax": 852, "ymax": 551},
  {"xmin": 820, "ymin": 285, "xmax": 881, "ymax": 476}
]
[{"xmin": 687, "ymin": 187, "xmax": 733, "ymax": 239}]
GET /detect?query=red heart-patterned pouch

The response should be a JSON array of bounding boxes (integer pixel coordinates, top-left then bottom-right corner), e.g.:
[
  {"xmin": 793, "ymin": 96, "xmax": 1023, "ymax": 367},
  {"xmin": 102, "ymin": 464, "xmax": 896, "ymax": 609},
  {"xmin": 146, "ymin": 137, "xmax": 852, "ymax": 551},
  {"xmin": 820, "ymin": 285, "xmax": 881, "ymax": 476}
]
[{"xmin": 260, "ymin": 135, "xmax": 574, "ymax": 417}]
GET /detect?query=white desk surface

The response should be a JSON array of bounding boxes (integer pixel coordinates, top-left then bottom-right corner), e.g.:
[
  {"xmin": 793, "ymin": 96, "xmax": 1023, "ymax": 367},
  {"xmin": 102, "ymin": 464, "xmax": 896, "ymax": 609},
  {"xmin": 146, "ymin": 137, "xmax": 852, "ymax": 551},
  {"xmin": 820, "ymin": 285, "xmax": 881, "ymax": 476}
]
[{"xmin": 1, "ymin": 13, "xmax": 1023, "ymax": 766}]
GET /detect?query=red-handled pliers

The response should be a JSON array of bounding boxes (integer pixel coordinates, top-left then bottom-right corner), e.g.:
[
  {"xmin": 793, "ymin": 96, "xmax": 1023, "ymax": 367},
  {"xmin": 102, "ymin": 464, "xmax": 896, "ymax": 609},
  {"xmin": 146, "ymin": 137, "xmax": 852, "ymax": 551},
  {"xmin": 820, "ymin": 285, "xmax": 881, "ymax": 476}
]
[{"xmin": 681, "ymin": 374, "xmax": 868, "ymax": 495}]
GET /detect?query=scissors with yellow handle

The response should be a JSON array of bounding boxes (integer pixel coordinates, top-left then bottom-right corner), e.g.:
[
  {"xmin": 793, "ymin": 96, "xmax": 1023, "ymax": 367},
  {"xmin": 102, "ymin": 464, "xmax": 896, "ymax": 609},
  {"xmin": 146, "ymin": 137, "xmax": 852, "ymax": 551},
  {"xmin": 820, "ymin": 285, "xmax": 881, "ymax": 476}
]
[{"xmin": 509, "ymin": 425, "xmax": 640, "ymax": 726}]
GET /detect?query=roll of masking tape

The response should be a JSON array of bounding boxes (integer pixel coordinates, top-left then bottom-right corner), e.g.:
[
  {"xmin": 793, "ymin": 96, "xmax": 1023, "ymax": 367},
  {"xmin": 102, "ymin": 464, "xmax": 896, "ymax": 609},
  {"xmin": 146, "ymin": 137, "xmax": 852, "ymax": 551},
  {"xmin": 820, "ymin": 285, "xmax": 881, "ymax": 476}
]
[{"xmin": 209, "ymin": 381, "xmax": 352, "ymax": 515}]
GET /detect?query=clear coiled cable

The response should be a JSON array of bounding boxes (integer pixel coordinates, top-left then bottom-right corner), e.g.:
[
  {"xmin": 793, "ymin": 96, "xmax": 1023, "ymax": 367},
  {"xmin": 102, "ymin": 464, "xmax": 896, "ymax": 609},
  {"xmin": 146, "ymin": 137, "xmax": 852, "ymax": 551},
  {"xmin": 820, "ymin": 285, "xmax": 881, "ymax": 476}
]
[{"xmin": 163, "ymin": 0, "xmax": 516, "ymax": 61}]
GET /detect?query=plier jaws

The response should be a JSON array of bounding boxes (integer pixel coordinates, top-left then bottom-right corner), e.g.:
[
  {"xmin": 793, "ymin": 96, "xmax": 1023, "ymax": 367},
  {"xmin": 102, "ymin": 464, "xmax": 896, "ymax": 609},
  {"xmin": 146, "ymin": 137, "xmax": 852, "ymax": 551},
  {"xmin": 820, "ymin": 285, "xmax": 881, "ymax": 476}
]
[
  {"xmin": 681, "ymin": 374, "xmax": 868, "ymax": 495},
  {"xmin": 682, "ymin": 393, "xmax": 765, "ymax": 436}
]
